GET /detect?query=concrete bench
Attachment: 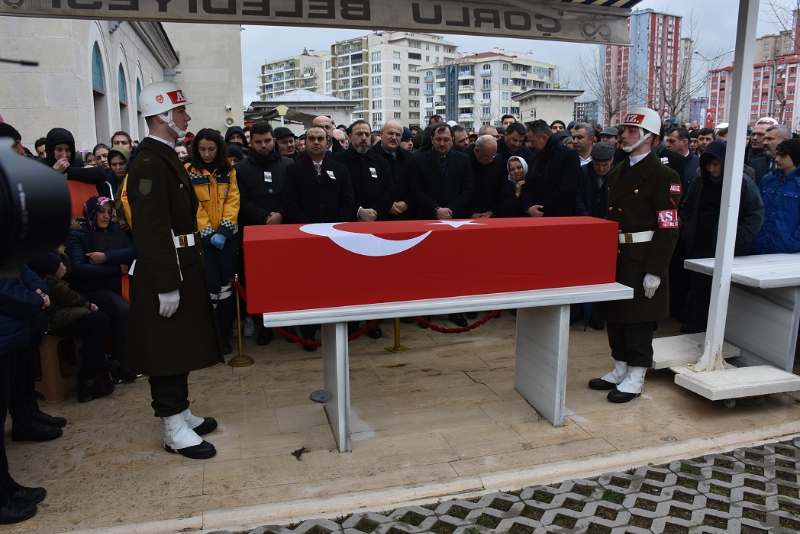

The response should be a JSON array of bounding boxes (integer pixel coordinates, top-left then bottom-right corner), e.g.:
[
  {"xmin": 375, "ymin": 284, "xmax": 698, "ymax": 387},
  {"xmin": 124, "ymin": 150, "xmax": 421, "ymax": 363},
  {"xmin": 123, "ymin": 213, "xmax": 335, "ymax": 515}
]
[{"xmin": 262, "ymin": 283, "xmax": 632, "ymax": 452}]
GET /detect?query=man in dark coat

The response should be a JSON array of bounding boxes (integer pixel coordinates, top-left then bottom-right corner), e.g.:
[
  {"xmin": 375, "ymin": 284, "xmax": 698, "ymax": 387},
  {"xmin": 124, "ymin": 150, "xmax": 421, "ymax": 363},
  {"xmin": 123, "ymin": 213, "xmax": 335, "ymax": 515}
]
[
  {"xmin": 467, "ymin": 135, "xmax": 507, "ymax": 219},
  {"xmin": 497, "ymin": 122, "xmax": 534, "ymax": 167},
  {"xmin": 679, "ymin": 140, "xmax": 764, "ymax": 334},
  {"xmin": 521, "ymin": 120, "xmax": 581, "ymax": 218},
  {"xmin": 410, "ymin": 123, "xmax": 473, "ymax": 327},
  {"xmin": 283, "ymin": 126, "xmax": 354, "ymax": 348},
  {"xmin": 371, "ymin": 121, "xmax": 414, "ymax": 220},
  {"xmin": 592, "ymin": 108, "xmax": 682, "ymax": 403},
  {"xmin": 125, "ymin": 82, "xmax": 222, "ymax": 460},
  {"xmin": 274, "ymin": 126, "xmax": 302, "ymax": 161},
  {"xmin": 574, "ymin": 142, "xmax": 614, "ymax": 219}
]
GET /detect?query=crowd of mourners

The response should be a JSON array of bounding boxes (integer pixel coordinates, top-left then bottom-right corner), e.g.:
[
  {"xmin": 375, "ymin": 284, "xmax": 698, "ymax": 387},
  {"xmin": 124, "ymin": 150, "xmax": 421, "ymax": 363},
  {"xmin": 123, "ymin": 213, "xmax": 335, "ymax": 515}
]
[{"xmin": 1, "ymin": 107, "xmax": 800, "ymax": 523}]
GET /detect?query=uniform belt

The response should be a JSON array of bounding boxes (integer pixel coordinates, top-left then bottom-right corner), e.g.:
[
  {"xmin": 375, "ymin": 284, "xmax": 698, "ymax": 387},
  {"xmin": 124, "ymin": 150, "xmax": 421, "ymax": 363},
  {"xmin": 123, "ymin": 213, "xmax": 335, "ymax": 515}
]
[
  {"xmin": 173, "ymin": 232, "xmax": 200, "ymax": 248},
  {"xmin": 618, "ymin": 230, "xmax": 654, "ymax": 244}
]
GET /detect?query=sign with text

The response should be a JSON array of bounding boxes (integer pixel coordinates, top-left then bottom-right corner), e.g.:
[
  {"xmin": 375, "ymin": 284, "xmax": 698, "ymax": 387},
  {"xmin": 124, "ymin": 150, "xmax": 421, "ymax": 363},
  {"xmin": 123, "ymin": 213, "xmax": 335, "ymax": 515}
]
[{"xmin": 0, "ymin": 1, "xmax": 633, "ymax": 44}]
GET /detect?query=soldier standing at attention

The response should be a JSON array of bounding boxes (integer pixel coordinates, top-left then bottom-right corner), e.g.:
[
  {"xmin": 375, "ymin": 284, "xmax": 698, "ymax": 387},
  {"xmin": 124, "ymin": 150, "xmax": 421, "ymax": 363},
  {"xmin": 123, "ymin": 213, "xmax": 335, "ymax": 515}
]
[
  {"xmin": 125, "ymin": 82, "xmax": 223, "ymax": 459},
  {"xmin": 591, "ymin": 108, "xmax": 681, "ymax": 403}
]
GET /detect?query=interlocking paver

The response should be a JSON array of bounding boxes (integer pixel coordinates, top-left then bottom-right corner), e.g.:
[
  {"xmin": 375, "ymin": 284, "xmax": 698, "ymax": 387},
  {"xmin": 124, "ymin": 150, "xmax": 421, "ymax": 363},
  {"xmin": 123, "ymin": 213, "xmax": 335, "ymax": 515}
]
[{"xmin": 221, "ymin": 439, "xmax": 800, "ymax": 534}]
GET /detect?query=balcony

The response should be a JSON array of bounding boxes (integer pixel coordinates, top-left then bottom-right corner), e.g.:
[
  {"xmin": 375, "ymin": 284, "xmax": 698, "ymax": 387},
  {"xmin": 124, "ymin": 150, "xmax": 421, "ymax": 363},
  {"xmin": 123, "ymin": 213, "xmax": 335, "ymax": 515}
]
[
  {"xmin": 511, "ymin": 70, "xmax": 528, "ymax": 78},
  {"xmin": 435, "ymin": 87, "xmax": 446, "ymax": 94},
  {"xmin": 458, "ymin": 113, "xmax": 475, "ymax": 119},
  {"xmin": 480, "ymin": 113, "xmax": 492, "ymax": 120},
  {"xmin": 423, "ymin": 89, "xmax": 433, "ymax": 95},
  {"xmin": 424, "ymin": 75, "xmax": 434, "ymax": 82},
  {"xmin": 458, "ymin": 71, "xmax": 474, "ymax": 78},
  {"xmin": 436, "ymin": 73, "xmax": 446, "ymax": 79},
  {"xmin": 435, "ymin": 102, "xmax": 446, "ymax": 107},
  {"xmin": 423, "ymin": 102, "xmax": 433, "ymax": 108},
  {"xmin": 480, "ymin": 69, "xmax": 491, "ymax": 76},
  {"xmin": 459, "ymin": 85, "xmax": 475, "ymax": 91},
  {"xmin": 458, "ymin": 99, "xmax": 474, "ymax": 106},
  {"xmin": 480, "ymin": 98, "xmax": 491, "ymax": 104}
]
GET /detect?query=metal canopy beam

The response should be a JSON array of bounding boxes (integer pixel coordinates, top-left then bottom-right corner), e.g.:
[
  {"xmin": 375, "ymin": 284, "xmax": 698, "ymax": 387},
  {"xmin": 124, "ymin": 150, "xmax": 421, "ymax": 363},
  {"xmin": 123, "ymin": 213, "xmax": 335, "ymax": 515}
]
[{"xmin": 0, "ymin": 0, "xmax": 642, "ymax": 44}]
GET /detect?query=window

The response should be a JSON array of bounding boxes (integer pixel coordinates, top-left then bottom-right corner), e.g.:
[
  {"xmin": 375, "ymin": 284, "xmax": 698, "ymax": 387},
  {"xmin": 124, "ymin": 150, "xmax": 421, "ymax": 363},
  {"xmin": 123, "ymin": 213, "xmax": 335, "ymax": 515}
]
[
  {"xmin": 325, "ymin": 82, "xmax": 332, "ymax": 92},
  {"xmin": 374, "ymin": 112, "xmax": 383, "ymax": 121},
  {"xmin": 372, "ymin": 88, "xmax": 382, "ymax": 97},
  {"xmin": 92, "ymin": 43, "xmax": 105, "ymax": 93},
  {"xmin": 117, "ymin": 65, "xmax": 127, "ymax": 105},
  {"xmin": 426, "ymin": 56, "xmax": 430, "ymax": 62},
  {"xmin": 325, "ymin": 60, "xmax": 331, "ymax": 69},
  {"xmin": 326, "ymin": 72, "xmax": 332, "ymax": 80},
  {"xmin": 394, "ymin": 112, "xmax": 402, "ymax": 119},
  {"xmin": 409, "ymin": 76, "xmax": 419, "ymax": 84},
  {"xmin": 393, "ymin": 75, "xmax": 401, "ymax": 83},
  {"xmin": 502, "ymin": 92, "xmax": 509, "ymax": 100},
  {"xmin": 502, "ymin": 78, "xmax": 509, "ymax": 85},
  {"xmin": 372, "ymin": 76, "xmax": 381, "ymax": 85},
  {"xmin": 482, "ymin": 79, "xmax": 492, "ymax": 89},
  {"xmin": 410, "ymin": 101, "xmax": 420, "ymax": 107},
  {"xmin": 372, "ymin": 64, "xmax": 381, "ymax": 73},
  {"xmin": 393, "ymin": 63, "xmax": 401, "ymax": 71},
  {"xmin": 408, "ymin": 52, "xmax": 421, "ymax": 60},
  {"xmin": 435, "ymin": 45, "xmax": 440, "ymax": 52},
  {"xmin": 393, "ymin": 87, "xmax": 401, "ymax": 95},
  {"xmin": 502, "ymin": 107, "xmax": 509, "ymax": 114},
  {"xmin": 394, "ymin": 100, "xmax": 401, "ymax": 107},
  {"xmin": 409, "ymin": 89, "xmax": 419, "ymax": 96},
  {"xmin": 502, "ymin": 63, "xmax": 509, "ymax": 70},
  {"xmin": 371, "ymin": 51, "xmax": 381, "ymax": 61},
  {"xmin": 482, "ymin": 107, "xmax": 490, "ymax": 115},
  {"xmin": 482, "ymin": 92, "xmax": 491, "ymax": 99},
  {"xmin": 373, "ymin": 99, "xmax": 382, "ymax": 109},
  {"xmin": 425, "ymin": 44, "xmax": 430, "ymax": 50},
  {"xmin": 393, "ymin": 51, "xmax": 401, "ymax": 59}
]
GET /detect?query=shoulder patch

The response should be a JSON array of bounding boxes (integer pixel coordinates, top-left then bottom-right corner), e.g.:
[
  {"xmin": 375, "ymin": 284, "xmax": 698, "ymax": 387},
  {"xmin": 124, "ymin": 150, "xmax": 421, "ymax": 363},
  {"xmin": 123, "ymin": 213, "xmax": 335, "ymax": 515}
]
[
  {"xmin": 670, "ymin": 183, "xmax": 681, "ymax": 194},
  {"xmin": 138, "ymin": 179, "xmax": 152, "ymax": 196}
]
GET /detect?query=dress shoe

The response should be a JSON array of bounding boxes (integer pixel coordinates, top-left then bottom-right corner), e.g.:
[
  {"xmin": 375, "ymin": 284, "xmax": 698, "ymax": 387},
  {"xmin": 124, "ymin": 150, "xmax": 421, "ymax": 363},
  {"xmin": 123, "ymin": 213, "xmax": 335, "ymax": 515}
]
[
  {"xmin": 242, "ymin": 316, "xmax": 255, "ymax": 337},
  {"xmin": 465, "ymin": 312, "xmax": 478, "ymax": 319},
  {"xmin": 0, "ymin": 499, "xmax": 37, "ymax": 525},
  {"xmin": 26, "ymin": 402, "xmax": 66, "ymax": 428},
  {"xmin": 181, "ymin": 408, "xmax": 217, "ymax": 436},
  {"xmin": 303, "ymin": 335, "xmax": 317, "ymax": 352},
  {"xmin": 284, "ymin": 326, "xmax": 298, "ymax": 342},
  {"xmin": 256, "ymin": 327, "xmax": 272, "ymax": 346},
  {"xmin": 448, "ymin": 313, "xmax": 468, "ymax": 327},
  {"xmin": 162, "ymin": 414, "xmax": 216, "ymax": 460},
  {"xmin": 418, "ymin": 316, "xmax": 430, "ymax": 328},
  {"xmin": 10, "ymin": 485, "xmax": 46, "ymax": 505},
  {"xmin": 10, "ymin": 419, "xmax": 63, "ymax": 442},
  {"xmin": 588, "ymin": 378, "xmax": 617, "ymax": 390},
  {"xmin": 399, "ymin": 317, "xmax": 414, "ymax": 324},
  {"xmin": 108, "ymin": 358, "xmax": 140, "ymax": 383},
  {"xmin": 607, "ymin": 389, "xmax": 641, "ymax": 403},
  {"xmin": 588, "ymin": 315, "xmax": 605, "ymax": 331},
  {"xmin": 77, "ymin": 374, "xmax": 115, "ymax": 403},
  {"xmin": 367, "ymin": 324, "xmax": 383, "ymax": 339}
]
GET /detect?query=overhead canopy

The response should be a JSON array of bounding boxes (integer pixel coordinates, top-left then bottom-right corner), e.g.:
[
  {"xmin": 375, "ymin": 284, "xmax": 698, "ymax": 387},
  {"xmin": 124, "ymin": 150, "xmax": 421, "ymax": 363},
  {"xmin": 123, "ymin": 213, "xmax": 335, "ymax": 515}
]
[{"xmin": 1, "ymin": 0, "xmax": 643, "ymax": 44}]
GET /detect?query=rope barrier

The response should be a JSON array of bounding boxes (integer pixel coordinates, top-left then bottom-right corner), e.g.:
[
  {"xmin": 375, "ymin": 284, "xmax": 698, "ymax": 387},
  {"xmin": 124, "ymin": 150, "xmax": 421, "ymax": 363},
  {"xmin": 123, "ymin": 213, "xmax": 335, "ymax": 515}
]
[
  {"xmin": 275, "ymin": 321, "xmax": 377, "ymax": 347},
  {"xmin": 414, "ymin": 311, "xmax": 500, "ymax": 333}
]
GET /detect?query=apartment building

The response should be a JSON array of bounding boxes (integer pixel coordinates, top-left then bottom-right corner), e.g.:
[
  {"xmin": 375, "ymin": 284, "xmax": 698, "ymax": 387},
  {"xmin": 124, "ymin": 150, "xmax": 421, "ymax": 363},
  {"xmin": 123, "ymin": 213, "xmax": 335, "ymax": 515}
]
[
  {"xmin": 325, "ymin": 31, "xmax": 457, "ymax": 130},
  {"xmin": 258, "ymin": 49, "xmax": 330, "ymax": 101},
  {"xmin": 419, "ymin": 50, "xmax": 556, "ymax": 131}
]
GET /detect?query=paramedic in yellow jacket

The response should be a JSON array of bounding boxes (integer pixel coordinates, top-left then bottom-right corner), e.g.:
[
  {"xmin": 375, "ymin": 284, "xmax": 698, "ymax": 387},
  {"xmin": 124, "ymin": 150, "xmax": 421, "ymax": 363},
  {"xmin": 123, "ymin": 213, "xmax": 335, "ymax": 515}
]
[{"xmin": 185, "ymin": 128, "xmax": 241, "ymax": 355}]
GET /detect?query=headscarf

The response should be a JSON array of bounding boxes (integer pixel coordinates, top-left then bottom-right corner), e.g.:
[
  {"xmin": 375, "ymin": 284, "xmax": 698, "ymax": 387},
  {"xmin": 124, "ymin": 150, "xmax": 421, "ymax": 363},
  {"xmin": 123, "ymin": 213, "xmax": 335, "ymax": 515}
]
[
  {"xmin": 83, "ymin": 195, "xmax": 116, "ymax": 232},
  {"xmin": 507, "ymin": 155, "xmax": 529, "ymax": 182}
]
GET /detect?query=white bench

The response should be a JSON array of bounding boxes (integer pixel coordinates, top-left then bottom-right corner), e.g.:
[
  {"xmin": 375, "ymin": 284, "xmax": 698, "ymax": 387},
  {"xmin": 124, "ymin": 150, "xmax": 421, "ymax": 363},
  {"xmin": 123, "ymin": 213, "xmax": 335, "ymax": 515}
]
[{"xmin": 262, "ymin": 283, "xmax": 632, "ymax": 452}]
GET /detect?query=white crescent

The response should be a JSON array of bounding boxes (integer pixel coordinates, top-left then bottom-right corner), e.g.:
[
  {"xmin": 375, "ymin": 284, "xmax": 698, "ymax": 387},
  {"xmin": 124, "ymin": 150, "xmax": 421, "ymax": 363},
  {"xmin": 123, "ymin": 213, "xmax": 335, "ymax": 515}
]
[{"xmin": 299, "ymin": 223, "xmax": 432, "ymax": 257}]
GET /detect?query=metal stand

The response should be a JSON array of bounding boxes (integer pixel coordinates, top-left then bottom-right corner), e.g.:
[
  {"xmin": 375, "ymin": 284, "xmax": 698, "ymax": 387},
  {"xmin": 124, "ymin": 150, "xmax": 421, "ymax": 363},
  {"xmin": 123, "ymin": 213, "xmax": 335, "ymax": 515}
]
[
  {"xmin": 228, "ymin": 274, "xmax": 254, "ymax": 368},
  {"xmin": 384, "ymin": 318, "xmax": 410, "ymax": 353}
]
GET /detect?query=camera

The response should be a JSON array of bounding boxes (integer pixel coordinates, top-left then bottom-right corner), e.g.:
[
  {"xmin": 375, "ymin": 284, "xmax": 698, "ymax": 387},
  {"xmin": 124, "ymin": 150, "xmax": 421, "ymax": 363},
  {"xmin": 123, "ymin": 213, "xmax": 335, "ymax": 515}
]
[
  {"xmin": 0, "ymin": 139, "xmax": 71, "ymax": 277},
  {"xmin": 225, "ymin": 106, "xmax": 232, "ymax": 111}
]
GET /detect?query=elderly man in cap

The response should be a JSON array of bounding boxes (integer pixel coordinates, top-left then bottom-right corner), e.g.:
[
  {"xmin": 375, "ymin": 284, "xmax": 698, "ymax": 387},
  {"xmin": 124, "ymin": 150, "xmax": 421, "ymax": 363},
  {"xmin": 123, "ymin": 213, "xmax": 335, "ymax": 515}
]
[
  {"xmin": 274, "ymin": 127, "xmax": 301, "ymax": 161},
  {"xmin": 599, "ymin": 127, "xmax": 618, "ymax": 145}
]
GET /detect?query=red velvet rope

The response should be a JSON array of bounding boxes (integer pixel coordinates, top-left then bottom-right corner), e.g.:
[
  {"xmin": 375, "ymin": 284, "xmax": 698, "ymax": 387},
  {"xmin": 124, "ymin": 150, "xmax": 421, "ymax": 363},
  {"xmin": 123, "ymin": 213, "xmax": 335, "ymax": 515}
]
[
  {"xmin": 275, "ymin": 321, "xmax": 377, "ymax": 347},
  {"xmin": 414, "ymin": 311, "xmax": 500, "ymax": 333}
]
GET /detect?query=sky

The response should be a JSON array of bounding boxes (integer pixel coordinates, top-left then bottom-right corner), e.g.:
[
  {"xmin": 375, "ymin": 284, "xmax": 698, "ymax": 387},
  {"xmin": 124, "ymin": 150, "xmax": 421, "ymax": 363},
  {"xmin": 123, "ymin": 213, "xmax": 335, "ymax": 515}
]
[{"xmin": 239, "ymin": 0, "xmax": 789, "ymax": 106}]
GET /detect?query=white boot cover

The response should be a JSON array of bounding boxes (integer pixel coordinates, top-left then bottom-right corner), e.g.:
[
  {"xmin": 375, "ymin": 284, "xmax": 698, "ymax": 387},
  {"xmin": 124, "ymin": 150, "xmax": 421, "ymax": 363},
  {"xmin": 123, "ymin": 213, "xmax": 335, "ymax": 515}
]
[
  {"xmin": 162, "ymin": 413, "xmax": 202, "ymax": 450},
  {"xmin": 181, "ymin": 408, "xmax": 205, "ymax": 429},
  {"xmin": 616, "ymin": 366, "xmax": 647, "ymax": 394},
  {"xmin": 600, "ymin": 361, "xmax": 628, "ymax": 385}
]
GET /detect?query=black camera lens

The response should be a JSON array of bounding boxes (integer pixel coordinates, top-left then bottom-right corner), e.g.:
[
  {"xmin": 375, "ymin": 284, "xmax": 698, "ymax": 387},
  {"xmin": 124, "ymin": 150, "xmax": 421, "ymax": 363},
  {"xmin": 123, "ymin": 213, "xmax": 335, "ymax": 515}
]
[{"xmin": 0, "ymin": 142, "xmax": 71, "ymax": 277}]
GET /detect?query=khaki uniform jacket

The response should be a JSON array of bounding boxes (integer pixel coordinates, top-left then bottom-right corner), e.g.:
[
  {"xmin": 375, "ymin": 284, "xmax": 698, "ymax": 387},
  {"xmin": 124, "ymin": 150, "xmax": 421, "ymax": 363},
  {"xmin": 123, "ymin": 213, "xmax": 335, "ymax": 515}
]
[
  {"xmin": 596, "ymin": 151, "xmax": 681, "ymax": 323},
  {"xmin": 124, "ymin": 137, "xmax": 223, "ymax": 376}
]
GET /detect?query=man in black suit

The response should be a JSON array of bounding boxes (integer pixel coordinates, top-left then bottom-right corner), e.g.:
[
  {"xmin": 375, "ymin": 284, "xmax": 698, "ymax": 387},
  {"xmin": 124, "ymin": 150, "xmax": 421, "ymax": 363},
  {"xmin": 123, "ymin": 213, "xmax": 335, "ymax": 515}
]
[
  {"xmin": 468, "ymin": 135, "xmax": 507, "ymax": 219},
  {"xmin": 283, "ymin": 126, "xmax": 354, "ymax": 350},
  {"xmin": 371, "ymin": 120, "xmax": 414, "ymax": 220},
  {"xmin": 497, "ymin": 122, "xmax": 534, "ymax": 167},
  {"xmin": 522, "ymin": 120, "xmax": 581, "ymax": 218},
  {"xmin": 410, "ymin": 123, "xmax": 473, "ymax": 327}
]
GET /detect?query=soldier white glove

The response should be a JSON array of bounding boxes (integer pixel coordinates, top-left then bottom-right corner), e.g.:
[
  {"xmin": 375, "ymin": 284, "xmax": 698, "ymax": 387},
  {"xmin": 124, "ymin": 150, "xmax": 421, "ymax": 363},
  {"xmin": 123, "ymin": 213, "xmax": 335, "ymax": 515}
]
[
  {"xmin": 643, "ymin": 274, "xmax": 660, "ymax": 299},
  {"xmin": 158, "ymin": 289, "xmax": 180, "ymax": 318}
]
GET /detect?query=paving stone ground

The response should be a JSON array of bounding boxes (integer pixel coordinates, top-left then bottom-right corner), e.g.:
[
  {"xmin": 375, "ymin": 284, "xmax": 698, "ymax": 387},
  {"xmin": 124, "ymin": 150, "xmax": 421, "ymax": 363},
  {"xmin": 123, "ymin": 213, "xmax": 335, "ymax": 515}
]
[{"xmin": 211, "ymin": 437, "xmax": 800, "ymax": 534}]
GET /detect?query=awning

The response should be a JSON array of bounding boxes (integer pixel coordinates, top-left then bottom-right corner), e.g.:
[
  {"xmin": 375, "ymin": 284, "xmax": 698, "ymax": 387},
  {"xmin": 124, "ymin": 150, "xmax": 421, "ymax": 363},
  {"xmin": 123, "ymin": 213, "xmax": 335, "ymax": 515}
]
[
  {"xmin": 0, "ymin": 0, "xmax": 643, "ymax": 44},
  {"xmin": 244, "ymin": 107, "xmax": 318, "ymax": 125}
]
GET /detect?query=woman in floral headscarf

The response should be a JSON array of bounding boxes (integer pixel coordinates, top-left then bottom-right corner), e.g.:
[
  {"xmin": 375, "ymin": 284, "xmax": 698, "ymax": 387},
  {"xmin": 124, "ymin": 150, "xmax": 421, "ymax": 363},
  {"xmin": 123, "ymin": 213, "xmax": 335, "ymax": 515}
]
[{"xmin": 66, "ymin": 196, "xmax": 138, "ymax": 382}]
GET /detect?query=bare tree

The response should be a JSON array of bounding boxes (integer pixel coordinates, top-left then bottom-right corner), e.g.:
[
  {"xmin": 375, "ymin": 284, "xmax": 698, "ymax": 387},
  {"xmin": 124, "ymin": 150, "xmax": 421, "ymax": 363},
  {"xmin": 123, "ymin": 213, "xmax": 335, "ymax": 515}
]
[
  {"xmin": 578, "ymin": 45, "xmax": 628, "ymax": 126},
  {"xmin": 761, "ymin": 1, "xmax": 800, "ymax": 124}
]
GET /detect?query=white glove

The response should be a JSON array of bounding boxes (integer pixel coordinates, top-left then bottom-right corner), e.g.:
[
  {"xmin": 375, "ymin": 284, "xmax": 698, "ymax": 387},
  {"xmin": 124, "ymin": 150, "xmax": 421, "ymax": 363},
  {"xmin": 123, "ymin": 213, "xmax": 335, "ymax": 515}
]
[
  {"xmin": 643, "ymin": 274, "xmax": 661, "ymax": 299},
  {"xmin": 158, "ymin": 289, "xmax": 180, "ymax": 318}
]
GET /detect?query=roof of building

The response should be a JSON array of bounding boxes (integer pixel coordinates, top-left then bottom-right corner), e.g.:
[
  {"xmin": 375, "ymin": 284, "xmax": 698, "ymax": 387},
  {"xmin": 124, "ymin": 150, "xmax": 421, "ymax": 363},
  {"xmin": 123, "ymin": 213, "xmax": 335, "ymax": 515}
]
[{"xmin": 256, "ymin": 89, "xmax": 354, "ymax": 105}]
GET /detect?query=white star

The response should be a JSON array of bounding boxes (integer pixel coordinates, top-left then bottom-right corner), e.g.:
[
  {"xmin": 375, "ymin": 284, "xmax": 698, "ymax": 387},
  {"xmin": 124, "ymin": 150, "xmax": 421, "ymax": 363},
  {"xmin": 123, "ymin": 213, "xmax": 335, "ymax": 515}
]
[{"xmin": 429, "ymin": 220, "xmax": 484, "ymax": 228}]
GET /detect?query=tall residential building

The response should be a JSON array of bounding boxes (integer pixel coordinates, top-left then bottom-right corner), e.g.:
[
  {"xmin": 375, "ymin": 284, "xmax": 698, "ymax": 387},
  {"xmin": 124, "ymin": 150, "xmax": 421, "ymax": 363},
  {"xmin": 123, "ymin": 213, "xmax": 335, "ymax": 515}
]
[
  {"xmin": 603, "ymin": 9, "xmax": 683, "ymax": 123},
  {"xmin": 258, "ymin": 49, "xmax": 330, "ymax": 101},
  {"xmin": 574, "ymin": 100, "xmax": 600, "ymax": 125},
  {"xmin": 689, "ymin": 97, "xmax": 708, "ymax": 125},
  {"xmin": 707, "ymin": 66, "xmax": 733, "ymax": 127},
  {"xmin": 419, "ymin": 49, "xmax": 556, "ymax": 131},
  {"xmin": 326, "ymin": 31, "xmax": 457, "ymax": 130}
]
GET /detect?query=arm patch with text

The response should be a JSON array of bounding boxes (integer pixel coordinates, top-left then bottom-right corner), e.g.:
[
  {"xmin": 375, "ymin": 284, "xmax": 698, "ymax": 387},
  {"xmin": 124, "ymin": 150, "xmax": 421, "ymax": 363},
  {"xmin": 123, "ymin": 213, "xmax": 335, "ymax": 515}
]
[{"xmin": 657, "ymin": 209, "xmax": 679, "ymax": 228}]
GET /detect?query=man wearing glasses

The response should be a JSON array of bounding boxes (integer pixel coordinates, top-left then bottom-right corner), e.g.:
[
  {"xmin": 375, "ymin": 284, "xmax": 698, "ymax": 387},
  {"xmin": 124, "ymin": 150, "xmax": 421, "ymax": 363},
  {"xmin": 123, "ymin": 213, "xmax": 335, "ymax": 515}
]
[{"xmin": 746, "ymin": 117, "xmax": 777, "ymax": 166}]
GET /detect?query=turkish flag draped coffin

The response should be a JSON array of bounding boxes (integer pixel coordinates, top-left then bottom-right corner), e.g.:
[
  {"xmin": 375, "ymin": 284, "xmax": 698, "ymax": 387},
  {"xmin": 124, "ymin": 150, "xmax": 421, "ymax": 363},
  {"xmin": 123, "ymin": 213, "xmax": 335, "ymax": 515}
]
[{"xmin": 243, "ymin": 218, "xmax": 619, "ymax": 313}]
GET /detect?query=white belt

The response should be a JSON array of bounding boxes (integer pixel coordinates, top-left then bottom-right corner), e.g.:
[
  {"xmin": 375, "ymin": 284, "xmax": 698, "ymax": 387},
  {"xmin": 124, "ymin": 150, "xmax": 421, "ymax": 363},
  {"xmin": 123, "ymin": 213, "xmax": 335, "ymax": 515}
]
[
  {"xmin": 618, "ymin": 230, "xmax": 654, "ymax": 244},
  {"xmin": 173, "ymin": 233, "xmax": 197, "ymax": 248}
]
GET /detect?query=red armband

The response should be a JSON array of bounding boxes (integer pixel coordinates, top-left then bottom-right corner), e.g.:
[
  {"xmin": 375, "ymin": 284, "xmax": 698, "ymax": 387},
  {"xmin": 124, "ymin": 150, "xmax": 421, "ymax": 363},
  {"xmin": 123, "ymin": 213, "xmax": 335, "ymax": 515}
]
[{"xmin": 657, "ymin": 209, "xmax": 679, "ymax": 228}]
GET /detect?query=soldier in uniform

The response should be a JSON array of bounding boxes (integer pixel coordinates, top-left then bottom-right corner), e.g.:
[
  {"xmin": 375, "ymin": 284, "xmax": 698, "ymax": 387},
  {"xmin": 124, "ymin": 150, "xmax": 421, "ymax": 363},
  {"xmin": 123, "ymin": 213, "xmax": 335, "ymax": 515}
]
[
  {"xmin": 125, "ymin": 82, "xmax": 223, "ymax": 459},
  {"xmin": 592, "ymin": 108, "xmax": 682, "ymax": 403}
]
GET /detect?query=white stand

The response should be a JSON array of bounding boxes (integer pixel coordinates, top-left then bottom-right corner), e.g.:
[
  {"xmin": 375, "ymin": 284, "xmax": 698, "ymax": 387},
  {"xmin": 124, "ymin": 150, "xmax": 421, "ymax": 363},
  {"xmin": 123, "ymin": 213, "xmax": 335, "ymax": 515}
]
[{"xmin": 321, "ymin": 323, "xmax": 351, "ymax": 452}]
